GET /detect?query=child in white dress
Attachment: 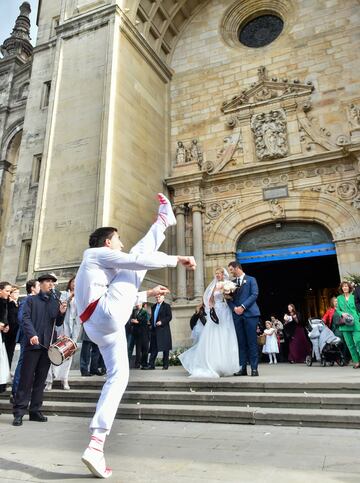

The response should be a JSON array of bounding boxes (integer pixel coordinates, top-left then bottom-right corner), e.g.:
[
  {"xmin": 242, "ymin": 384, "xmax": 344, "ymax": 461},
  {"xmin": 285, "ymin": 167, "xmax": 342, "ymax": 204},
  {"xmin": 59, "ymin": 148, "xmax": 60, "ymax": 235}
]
[{"xmin": 262, "ymin": 320, "xmax": 279, "ymax": 364}]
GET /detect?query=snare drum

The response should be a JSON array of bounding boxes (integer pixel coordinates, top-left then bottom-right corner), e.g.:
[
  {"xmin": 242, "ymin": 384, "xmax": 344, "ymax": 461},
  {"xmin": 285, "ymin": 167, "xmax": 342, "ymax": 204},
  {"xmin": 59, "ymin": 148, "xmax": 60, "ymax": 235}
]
[{"xmin": 48, "ymin": 336, "xmax": 78, "ymax": 366}]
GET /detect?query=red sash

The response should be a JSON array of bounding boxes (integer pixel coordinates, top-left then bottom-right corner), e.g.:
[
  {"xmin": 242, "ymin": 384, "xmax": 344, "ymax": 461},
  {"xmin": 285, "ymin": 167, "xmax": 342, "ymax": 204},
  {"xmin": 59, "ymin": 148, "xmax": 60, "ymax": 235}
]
[{"xmin": 80, "ymin": 299, "xmax": 100, "ymax": 323}]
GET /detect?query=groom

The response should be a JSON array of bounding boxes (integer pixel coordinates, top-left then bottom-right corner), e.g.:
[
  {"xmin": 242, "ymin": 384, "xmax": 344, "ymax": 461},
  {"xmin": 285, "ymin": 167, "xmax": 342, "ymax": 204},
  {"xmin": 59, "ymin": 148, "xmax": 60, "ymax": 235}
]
[{"xmin": 227, "ymin": 261, "xmax": 261, "ymax": 376}]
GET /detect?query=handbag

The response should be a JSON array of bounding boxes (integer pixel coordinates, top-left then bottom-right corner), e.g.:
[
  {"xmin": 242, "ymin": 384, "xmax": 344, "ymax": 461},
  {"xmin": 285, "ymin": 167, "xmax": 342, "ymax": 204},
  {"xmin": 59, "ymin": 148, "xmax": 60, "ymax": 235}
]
[
  {"xmin": 209, "ymin": 307, "xmax": 219, "ymax": 324},
  {"xmin": 338, "ymin": 313, "xmax": 354, "ymax": 326},
  {"xmin": 257, "ymin": 334, "xmax": 266, "ymax": 346}
]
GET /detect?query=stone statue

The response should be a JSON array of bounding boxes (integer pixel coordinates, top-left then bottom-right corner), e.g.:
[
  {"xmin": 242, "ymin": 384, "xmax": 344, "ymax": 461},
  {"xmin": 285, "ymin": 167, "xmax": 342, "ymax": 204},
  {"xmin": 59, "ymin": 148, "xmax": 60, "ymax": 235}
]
[
  {"xmin": 251, "ymin": 109, "xmax": 288, "ymax": 160},
  {"xmin": 190, "ymin": 139, "xmax": 203, "ymax": 168},
  {"xmin": 349, "ymin": 104, "xmax": 360, "ymax": 131},
  {"xmin": 175, "ymin": 141, "xmax": 187, "ymax": 164}
]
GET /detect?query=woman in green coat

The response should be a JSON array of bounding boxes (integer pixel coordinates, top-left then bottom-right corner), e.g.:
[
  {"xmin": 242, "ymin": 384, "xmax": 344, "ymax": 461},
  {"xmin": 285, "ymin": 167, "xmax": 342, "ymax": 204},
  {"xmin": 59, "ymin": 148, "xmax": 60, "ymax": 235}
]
[{"xmin": 336, "ymin": 281, "xmax": 360, "ymax": 368}]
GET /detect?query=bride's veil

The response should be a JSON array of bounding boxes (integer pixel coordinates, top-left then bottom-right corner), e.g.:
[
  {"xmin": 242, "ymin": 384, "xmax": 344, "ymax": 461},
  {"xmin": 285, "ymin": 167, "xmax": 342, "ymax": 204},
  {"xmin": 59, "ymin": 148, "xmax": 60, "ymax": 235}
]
[{"xmin": 203, "ymin": 267, "xmax": 230, "ymax": 311}]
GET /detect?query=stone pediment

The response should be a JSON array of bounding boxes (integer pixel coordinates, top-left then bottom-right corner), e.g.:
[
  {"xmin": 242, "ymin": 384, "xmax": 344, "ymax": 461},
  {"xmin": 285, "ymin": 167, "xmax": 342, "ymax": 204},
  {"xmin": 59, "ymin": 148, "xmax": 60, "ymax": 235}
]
[{"xmin": 221, "ymin": 66, "xmax": 314, "ymax": 115}]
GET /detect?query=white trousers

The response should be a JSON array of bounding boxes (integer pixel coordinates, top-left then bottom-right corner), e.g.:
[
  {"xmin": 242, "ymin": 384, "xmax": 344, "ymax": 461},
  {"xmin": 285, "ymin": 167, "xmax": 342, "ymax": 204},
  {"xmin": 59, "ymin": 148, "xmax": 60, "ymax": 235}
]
[{"xmin": 84, "ymin": 222, "xmax": 166, "ymax": 434}]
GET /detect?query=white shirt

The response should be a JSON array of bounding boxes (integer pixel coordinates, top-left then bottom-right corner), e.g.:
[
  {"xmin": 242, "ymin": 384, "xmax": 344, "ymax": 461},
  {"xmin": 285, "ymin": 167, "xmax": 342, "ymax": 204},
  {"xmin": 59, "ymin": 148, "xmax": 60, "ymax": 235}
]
[{"xmin": 75, "ymin": 246, "xmax": 177, "ymax": 315}]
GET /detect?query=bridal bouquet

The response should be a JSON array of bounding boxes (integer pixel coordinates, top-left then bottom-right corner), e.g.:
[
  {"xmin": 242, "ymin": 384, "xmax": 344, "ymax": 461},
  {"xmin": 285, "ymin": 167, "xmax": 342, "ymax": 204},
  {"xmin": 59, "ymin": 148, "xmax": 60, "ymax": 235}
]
[{"xmin": 218, "ymin": 280, "xmax": 237, "ymax": 300}]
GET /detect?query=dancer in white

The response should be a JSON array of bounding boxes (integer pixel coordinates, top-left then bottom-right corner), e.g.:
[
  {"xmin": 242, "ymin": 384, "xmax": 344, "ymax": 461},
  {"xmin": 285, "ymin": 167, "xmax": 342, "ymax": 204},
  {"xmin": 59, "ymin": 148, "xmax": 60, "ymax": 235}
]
[
  {"xmin": 179, "ymin": 267, "xmax": 240, "ymax": 378},
  {"xmin": 75, "ymin": 193, "xmax": 196, "ymax": 479}
]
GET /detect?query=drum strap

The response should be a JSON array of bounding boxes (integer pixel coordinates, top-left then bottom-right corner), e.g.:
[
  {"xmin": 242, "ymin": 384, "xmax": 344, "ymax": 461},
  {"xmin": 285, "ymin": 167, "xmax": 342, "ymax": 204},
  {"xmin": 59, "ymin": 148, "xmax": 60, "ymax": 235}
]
[{"xmin": 80, "ymin": 298, "xmax": 100, "ymax": 323}]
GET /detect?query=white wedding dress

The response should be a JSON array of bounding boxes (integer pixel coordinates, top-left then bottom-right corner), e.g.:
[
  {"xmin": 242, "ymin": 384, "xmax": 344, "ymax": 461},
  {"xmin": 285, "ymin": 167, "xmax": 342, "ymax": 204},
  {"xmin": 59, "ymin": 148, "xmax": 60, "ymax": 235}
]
[{"xmin": 179, "ymin": 288, "xmax": 240, "ymax": 378}]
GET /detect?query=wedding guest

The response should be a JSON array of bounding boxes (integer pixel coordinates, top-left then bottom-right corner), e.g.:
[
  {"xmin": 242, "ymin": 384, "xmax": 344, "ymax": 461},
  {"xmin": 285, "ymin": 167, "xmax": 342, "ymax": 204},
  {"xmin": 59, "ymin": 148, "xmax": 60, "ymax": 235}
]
[
  {"xmin": 336, "ymin": 281, "xmax": 360, "ymax": 368},
  {"xmin": 322, "ymin": 297, "xmax": 338, "ymax": 329},
  {"xmin": 46, "ymin": 276, "xmax": 81, "ymax": 390},
  {"xmin": 262, "ymin": 320, "xmax": 279, "ymax": 364},
  {"xmin": 4, "ymin": 285, "xmax": 20, "ymax": 368},
  {"xmin": 354, "ymin": 284, "xmax": 360, "ymax": 314},
  {"xmin": 147, "ymin": 295, "xmax": 173, "ymax": 370},
  {"xmin": 271, "ymin": 315, "xmax": 284, "ymax": 361},
  {"xmin": 79, "ymin": 326, "xmax": 102, "ymax": 376},
  {"xmin": 130, "ymin": 303, "xmax": 150, "ymax": 369},
  {"xmin": 0, "ymin": 282, "xmax": 11, "ymax": 393},
  {"xmin": 283, "ymin": 304, "xmax": 310, "ymax": 363}
]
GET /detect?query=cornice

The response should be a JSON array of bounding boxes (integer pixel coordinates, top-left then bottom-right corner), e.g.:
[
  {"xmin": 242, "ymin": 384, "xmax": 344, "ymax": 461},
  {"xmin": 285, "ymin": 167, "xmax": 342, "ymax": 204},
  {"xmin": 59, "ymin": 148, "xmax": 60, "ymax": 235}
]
[{"xmin": 166, "ymin": 149, "xmax": 352, "ymax": 187}]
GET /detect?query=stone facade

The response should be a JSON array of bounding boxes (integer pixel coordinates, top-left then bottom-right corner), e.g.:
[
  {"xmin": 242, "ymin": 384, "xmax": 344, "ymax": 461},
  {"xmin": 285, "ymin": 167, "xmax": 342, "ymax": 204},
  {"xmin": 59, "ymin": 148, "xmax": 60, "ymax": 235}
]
[{"xmin": 0, "ymin": 1, "xmax": 359, "ymax": 347}]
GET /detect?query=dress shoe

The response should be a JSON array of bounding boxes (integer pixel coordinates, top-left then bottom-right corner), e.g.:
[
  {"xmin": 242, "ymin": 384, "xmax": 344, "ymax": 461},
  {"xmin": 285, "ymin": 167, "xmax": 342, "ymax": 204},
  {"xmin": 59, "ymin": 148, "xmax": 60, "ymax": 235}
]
[
  {"xmin": 12, "ymin": 415, "xmax": 23, "ymax": 426},
  {"xmin": 162, "ymin": 366, "xmax": 168, "ymax": 370},
  {"xmin": 90, "ymin": 370, "xmax": 105, "ymax": 376},
  {"xmin": 234, "ymin": 368, "xmax": 248, "ymax": 376},
  {"xmin": 251, "ymin": 369, "xmax": 259, "ymax": 377},
  {"xmin": 142, "ymin": 365, "xmax": 155, "ymax": 370},
  {"xmin": 81, "ymin": 372, "xmax": 94, "ymax": 377},
  {"xmin": 29, "ymin": 411, "xmax": 48, "ymax": 422}
]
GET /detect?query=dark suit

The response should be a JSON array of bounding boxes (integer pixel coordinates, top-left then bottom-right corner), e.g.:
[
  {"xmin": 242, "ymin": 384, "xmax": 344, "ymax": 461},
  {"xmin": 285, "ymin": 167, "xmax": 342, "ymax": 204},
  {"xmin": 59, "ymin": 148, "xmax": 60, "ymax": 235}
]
[
  {"xmin": 13, "ymin": 292, "xmax": 64, "ymax": 417},
  {"xmin": 354, "ymin": 286, "xmax": 360, "ymax": 314},
  {"xmin": 148, "ymin": 302, "xmax": 172, "ymax": 368},
  {"xmin": 227, "ymin": 275, "xmax": 261, "ymax": 370}
]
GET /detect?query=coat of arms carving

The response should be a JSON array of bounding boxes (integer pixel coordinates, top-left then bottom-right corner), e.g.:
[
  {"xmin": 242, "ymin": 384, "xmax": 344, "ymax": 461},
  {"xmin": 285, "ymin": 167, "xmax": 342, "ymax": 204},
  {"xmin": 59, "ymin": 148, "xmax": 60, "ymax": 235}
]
[{"xmin": 250, "ymin": 109, "xmax": 288, "ymax": 160}]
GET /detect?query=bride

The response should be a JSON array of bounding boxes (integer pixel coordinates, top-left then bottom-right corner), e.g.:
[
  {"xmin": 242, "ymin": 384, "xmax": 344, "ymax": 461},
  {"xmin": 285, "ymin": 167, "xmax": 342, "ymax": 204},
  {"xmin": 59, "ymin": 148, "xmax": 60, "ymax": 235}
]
[{"xmin": 179, "ymin": 267, "xmax": 240, "ymax": 377}]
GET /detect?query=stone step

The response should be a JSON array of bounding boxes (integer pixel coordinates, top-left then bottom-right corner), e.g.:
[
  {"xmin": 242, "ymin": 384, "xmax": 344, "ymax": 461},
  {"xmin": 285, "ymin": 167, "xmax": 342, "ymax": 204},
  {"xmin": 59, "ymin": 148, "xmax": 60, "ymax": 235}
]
[
  {"xmin": 19, "ymin": 378, "xmax": 360, "ymax": 394},
  {"xmin": 1, "ymin": 400, "xmax": 360, "ymax": 429},
  {"xmin": 2, "ymin": 389, "xmax": 360, "ymax": 409}
]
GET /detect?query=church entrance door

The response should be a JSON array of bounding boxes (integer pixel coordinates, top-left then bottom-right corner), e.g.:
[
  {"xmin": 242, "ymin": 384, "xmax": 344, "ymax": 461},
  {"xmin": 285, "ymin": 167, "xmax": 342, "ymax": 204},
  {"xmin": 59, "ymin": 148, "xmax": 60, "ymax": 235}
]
[{"xmin": 236, "ymin": 222, "xmax": 340, "ymax": 320}]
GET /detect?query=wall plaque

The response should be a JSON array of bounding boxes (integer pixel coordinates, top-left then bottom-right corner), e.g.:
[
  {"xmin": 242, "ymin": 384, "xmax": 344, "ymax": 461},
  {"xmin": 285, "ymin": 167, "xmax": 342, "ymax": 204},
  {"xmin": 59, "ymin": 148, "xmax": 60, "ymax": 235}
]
[{"xmin": 263, "ymin": 186, "xmax": 288, "ymax": 200}]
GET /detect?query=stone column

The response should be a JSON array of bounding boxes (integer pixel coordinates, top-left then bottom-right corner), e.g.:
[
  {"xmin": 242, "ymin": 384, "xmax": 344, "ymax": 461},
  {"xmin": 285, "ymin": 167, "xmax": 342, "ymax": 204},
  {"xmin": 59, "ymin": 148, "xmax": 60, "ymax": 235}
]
[
  {"xmin": 175, "ymin": 204, "xmax": 187, "ymax": 300},
  {"xmin": 191, "ymin": 201, "xmax": 204, "ymax": 299}
]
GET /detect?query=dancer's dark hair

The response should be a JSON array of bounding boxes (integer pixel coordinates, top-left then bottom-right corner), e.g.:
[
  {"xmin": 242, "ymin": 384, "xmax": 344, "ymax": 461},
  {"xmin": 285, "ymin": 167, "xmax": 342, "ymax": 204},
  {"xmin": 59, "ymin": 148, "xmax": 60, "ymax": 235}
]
[{"xmin": 89, "ymin": 227, "xmax": 118, "ymax": 248}]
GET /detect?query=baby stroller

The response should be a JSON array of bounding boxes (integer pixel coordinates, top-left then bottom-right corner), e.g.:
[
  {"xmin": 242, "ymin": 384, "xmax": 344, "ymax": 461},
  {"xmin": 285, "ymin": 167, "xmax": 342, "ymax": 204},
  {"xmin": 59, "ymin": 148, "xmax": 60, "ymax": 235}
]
[{"xmin": 305, "ymin": 318, "xmax": 345, "ymax": 367}]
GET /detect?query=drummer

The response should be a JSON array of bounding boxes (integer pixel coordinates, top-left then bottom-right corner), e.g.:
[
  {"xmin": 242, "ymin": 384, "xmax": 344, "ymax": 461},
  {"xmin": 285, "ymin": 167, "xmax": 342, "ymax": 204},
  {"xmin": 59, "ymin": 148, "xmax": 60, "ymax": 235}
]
[{"xmin": 12, "ymin": 274, "xmax": 67, "ymax": 426}]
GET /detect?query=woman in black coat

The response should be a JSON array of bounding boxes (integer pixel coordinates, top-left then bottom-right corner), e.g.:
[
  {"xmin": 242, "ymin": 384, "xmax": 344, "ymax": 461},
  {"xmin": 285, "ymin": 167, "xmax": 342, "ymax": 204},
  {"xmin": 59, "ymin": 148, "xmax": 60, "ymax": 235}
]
[{"xmin": 4, "ymin": 286, "xmax": 20, "ymax": 368}]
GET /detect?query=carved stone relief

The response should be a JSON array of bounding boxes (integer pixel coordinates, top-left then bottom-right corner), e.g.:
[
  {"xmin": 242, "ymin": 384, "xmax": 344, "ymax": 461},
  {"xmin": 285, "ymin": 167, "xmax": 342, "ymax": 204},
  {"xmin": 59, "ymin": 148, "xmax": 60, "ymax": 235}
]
[
  {"xmin": 221, "ymin": 66, "xmax": 314, "ymax": 115},
  {"xmin": 175, "ymin": 139, "xmax": 203, "ymax": 167},
  {"xmin": 298, "ymin": 105, "xmax": 336, "ymax": 153},
  {"xmin": 308, "ymin": 176, "xmax": 360, "ymax": 210},
  {"xmin": 269, "ymin": 199, "xmax": 285, "ymax": 219},
  {"xmin": 348, "ymin": 103, "xmax": 360, "ymax": 142},
  {"xmin": 204, "ymin": 198, "xmax": 240, "ymax": 231},
  {"xmin": 250, "ymin": 109, "xmax": 288, "ymax": 160},
  {"xmin": 204, "ymin": 132, "xmax": 243, "ymax": 174}
]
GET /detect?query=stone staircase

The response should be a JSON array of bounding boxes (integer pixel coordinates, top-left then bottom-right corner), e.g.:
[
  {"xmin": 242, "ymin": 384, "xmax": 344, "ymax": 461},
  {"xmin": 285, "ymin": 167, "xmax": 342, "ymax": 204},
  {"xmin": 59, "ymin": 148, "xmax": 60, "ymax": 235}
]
[{"xmin": 2, "ymin": 377, "xmax": 360, "ymax": 429}]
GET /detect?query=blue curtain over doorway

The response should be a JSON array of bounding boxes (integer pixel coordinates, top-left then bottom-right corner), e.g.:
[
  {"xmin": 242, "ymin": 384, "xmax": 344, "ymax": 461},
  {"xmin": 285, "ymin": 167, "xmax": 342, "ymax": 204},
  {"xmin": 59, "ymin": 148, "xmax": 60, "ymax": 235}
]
[{"xmin": 237, "ymin": 243, "xmax": 336, "ymax": 264}]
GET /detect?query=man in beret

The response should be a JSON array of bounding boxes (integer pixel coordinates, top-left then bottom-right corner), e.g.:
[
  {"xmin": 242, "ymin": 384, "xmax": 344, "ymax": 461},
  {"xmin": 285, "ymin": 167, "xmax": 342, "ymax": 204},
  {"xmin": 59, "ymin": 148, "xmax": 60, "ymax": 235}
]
[{"xmin": 12, "ymin": 274, "xmax": 67, "ymax": 426}]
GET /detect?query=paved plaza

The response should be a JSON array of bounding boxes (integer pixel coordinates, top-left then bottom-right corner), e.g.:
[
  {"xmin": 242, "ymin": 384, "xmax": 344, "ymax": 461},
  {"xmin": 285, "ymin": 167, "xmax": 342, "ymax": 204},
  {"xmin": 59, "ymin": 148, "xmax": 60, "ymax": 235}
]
[{"xmin": 1, "ymin": 415, "xmax": 360, "ymax": 483}]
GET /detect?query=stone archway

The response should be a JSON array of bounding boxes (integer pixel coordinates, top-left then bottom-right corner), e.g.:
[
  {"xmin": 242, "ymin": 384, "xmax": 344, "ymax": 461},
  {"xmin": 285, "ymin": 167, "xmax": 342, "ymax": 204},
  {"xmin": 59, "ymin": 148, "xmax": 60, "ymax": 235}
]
[
  {"xmin": 235, "ymin": 220, "xmax": 340, "ymax": 320},
  {"xmin": 0, "ymin": 128, "xmax": 23, "ymax": 248},
  {"xmin": 204, "ymin": 192, "xmax": 360, "ymax": 279}
]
